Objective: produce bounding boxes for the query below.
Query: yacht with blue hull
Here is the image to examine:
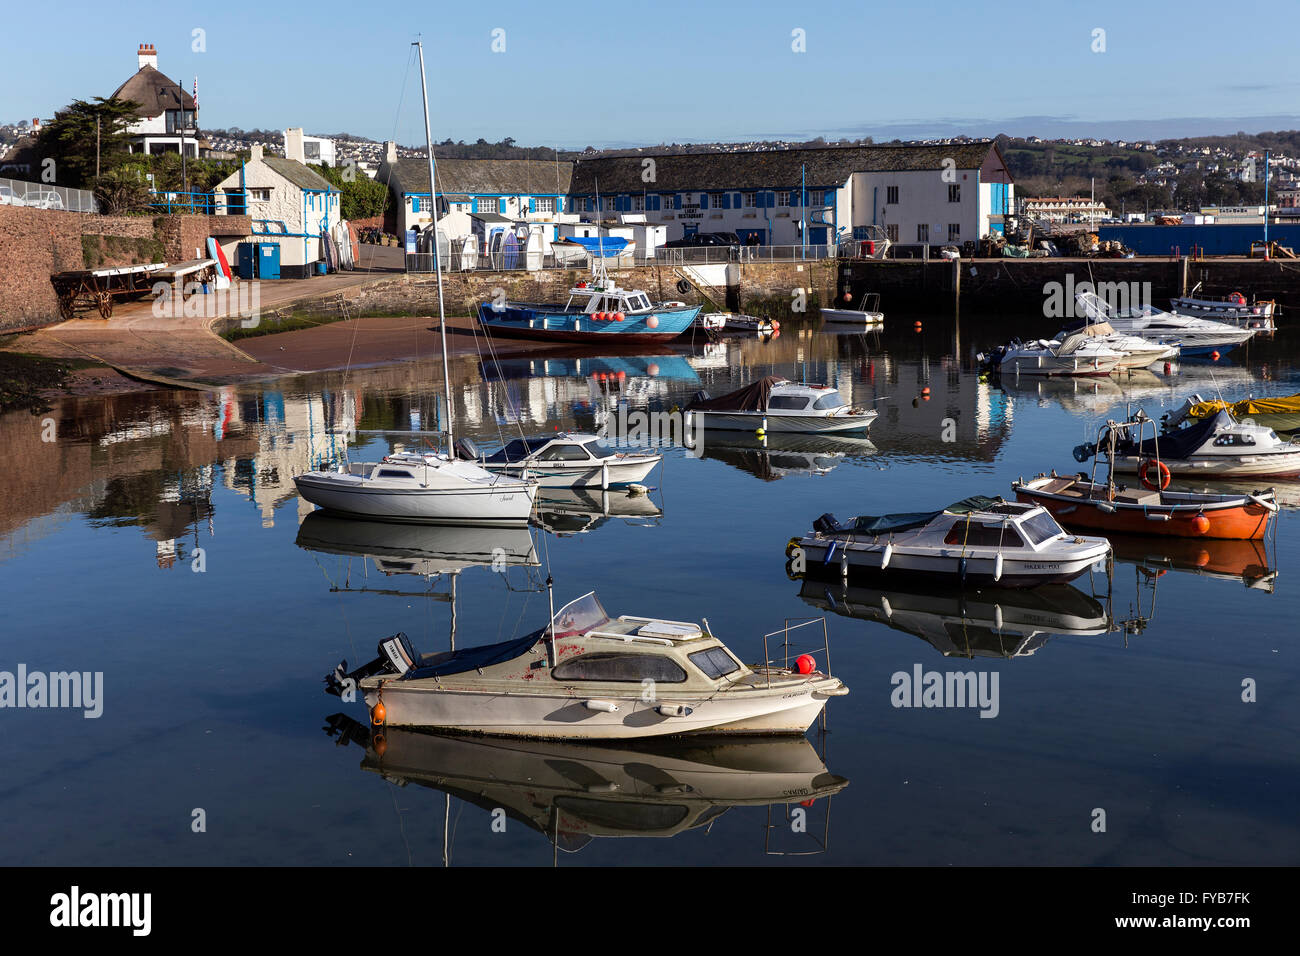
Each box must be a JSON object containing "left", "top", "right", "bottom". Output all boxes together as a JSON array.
[{"left": 478, "top": 272, "right": 701, "bottom": 345}]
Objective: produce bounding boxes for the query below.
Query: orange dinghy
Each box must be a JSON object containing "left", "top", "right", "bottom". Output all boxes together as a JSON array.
[{"left": 1012, "top": 414, "right": 1279, "bottom": 540}]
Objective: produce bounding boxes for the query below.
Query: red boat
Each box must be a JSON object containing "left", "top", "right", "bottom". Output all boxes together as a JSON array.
[{"left": 1012, "top": 416, "right": 1279, "bottom": 540}]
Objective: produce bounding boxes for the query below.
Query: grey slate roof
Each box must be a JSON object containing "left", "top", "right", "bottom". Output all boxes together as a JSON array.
[
  {"left": 263, "top": 156, "right": 336, "bottom": 192},
  {"left": 568, "top": 142, "right": 1001, "bottom": 193},
  {"left": 384, "top": 157, "right": 574, "bottom": 197}
]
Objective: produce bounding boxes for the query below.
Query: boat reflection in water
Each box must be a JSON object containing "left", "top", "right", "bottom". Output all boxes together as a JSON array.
[
  {"left": 295, "top": 511, "right": 541, "bottom": 580},
  {"left": 1107, "top": 534, "right": 1278, "bottom": 592},
  {"left": 532, "top": 487, "right": 663, "bottom": 535},
  {"left": 797, "top": 578, "right": 1110, "bottom": 659},
  {"left": 323, "top": 715, "right": 847, "bottom": 859},
  {"left": 697, "top": 431, "right": 878, "bottom": 482}
]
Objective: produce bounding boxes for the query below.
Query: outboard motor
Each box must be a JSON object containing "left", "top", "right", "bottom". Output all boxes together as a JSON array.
[
  {"left": 454, "top": 436, "right": 481, "bottom": 462},
  {"left": 1072, "top": 443, "right": 1095, "bottom": 463},
  {"left": 813, "top": 513, "right": 841, "bottom": 534}
]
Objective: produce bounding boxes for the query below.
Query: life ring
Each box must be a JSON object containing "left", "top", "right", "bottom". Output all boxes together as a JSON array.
[
  {"left": 1229, "top": 291, "right": 1246, "bottom": 305},
  {"left": 1139, "top": 459, "right": 1171, "bottom": 491}
]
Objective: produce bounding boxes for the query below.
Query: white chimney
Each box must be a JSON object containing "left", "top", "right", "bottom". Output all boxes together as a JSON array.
[
  {"left": 138, "top": 43, "right": 158, "bottom": 70},
  {"left": 384, "top": 140, "right": 398, "bottom": 165},
  {"left": 250, "top": 144, "right": 263, "bottom": 163},
  {"left": 284, "top": 128, "right": 305, "bottom": 164}
]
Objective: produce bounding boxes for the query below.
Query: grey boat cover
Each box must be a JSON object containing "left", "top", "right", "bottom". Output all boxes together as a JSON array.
[
  {"left": 834, "top": 495, "right": 1001, "bottom": 535},
  {"left": 401, "top": 629, "right": 543, "bottom": 680},
  {"left": 689, "top": 375, "right": 784, "bottom": 412},
  {"left": 1113, "top": 412, "right": 1226, "bottom": 460}
]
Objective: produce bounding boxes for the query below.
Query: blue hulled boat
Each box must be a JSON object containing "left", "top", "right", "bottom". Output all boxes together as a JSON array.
[{"left": 477, "top": 263, "right": 701, "bottom": 344}]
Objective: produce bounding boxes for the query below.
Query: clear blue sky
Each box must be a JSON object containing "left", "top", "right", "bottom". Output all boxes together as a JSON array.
[{"left": 3, "top": 0, "right": 1297, "bottom": 147}]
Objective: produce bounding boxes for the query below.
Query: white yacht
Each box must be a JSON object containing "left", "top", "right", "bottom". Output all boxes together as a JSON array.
[
  {"left": 1051, "top": 320, "right": 1178, "bottom": 369},
  {"left": 979, "top": 332, "right": 1126, "bottom": 377},
  {"left": 1076, "top": 291, "right": 1254, "bottom": 355}
]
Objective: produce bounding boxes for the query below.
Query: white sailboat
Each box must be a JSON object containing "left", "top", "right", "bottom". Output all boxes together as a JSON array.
[{"left": 293, "top": 42, "right": 538, "bottom": 526}]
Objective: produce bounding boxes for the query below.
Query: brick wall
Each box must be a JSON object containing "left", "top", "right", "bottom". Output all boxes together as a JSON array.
[{"left": 0, "top": 206, "right": 85, "bottom": 331}]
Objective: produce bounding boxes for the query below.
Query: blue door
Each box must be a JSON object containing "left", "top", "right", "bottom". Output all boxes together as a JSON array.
[
  {"left": 259, "top": 243, "right": 281, "bottom": 280},
  {"left": 809, "top": 227, "right": 828, "bottom": 244}
]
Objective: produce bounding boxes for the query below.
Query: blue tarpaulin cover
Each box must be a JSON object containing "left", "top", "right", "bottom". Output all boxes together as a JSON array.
[
  {"left": 402, "top": 629, "right": 543, "bottom": 680},
  {"left": 559, "top": 236, "right": 629, "bottom": 257}
]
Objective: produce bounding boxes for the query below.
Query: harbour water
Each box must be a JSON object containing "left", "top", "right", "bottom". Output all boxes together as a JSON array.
[{"left": 1, "top": 313, "right": 1297, "bottom": 865}]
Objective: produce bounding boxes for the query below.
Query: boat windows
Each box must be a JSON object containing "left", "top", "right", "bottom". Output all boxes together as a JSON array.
[
  {"left": 942, "top": 520, "right": 1025, "bottom": 547},
  {"left": 376, "top": 468, "right": 414, "bottom": 479},
  {"left": 769, "top": 395, "right": 812, "bottom": 410},
  {"left": 1018, "top": 510, "right": 1066, "bottom": 545},
  {"left": 552, "top": 652, "right": 688, "bottom": 683},
  {"left": 1212, "top": 433, "right": 1256, "bottom": 447},
  {"left": 689, "top": 646, "right": 741, "bottom": 679},
  {"left": 812, "top": 391, "right": 844, "bottom": 410},
  {"left": 581, "top": 440, "right": 617, "bottom": 459},
  {"left": 537, "top": 443, "right": 592, "bottom": 461},
  {"left": 551, "top": 592, "right": 612, "bottom": 637}
]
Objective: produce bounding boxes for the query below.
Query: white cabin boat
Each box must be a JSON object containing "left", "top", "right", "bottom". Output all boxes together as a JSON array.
[
  {"left": 460, "top": 433, "right": 661, "bottom": 489},
  {"left": 790, "top": 496, "right": 1111, "bottom": 588},
  {"left": 687, "top": 376, "right": 877, "bottom": 434},
  {"left": 820, "top": 292, "right": 884, "bottom": 326},
  {"left": 334, "top": 592, "right": 849, "bottom": 740}
]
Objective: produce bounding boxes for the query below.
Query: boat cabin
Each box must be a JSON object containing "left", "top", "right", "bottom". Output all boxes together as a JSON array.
[
  {"left": 486, "top": 433, "right": 620, "bottom": 464},
  {"left": 566, "top": 280, "right": 655, "bottom": 315},
  {"left": 765, "top": 382, "right": 851, "bottom": 414},
  {"left": 936, "top": 502, "right": 1070, "bottom": 549}
]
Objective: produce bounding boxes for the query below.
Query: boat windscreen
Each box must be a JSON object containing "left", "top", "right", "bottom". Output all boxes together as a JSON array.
[
  {"left": 839, "top": 496, "right": 1001, "bottom": 536},
  {"left": 551, "top": 592, "right": 612, "bottom": 638},
  {"left": 484, "top": 437, "right": 545, "bottom": 464}
]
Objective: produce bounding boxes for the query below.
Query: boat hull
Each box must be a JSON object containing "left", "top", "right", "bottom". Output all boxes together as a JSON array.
[
  {"left": 688, "top": 410, "right": 877, "bottom": 434},
  {"left": 362, "top": 679, "right": 843, "bottom": 739},
  {"left": 293, "top": 474, "right": 536, "bottom": 526},
  {"left": 477, "top": 302, "right": 701, "bottom": 343},
  {"left": 484, "top": 456, "right": 659, "bottom": 488},
  {"left": 820, "top": 308, "right": 883, "bottom": 325},
  {"left": 1110, "top": 452, "right": 1300, "bottom": 479},
  {"left": 1013, "top": 479, "right": 1274, "bottom": 540},
  {"left": 795, "top": 536, "right": 1107, "bottom": 588},
  {"left": 997, "top": 355, "right": 1123, "bottom": 377}
]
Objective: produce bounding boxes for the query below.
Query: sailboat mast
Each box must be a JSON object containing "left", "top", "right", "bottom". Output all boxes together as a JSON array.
[{"left": 415, "top": 39, "right": 455, "bottom": 451}]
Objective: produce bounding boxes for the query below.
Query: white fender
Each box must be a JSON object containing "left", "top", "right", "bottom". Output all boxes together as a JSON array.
[
  {"left": 993, "top": 552, "right": 1004, "bottom": 582},
  {"left": 881, "top": 542, "right": 893, "bottom": 569}
]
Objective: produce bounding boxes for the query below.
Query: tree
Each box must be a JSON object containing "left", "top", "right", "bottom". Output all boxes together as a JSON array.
[
  {"left": 37, "top": 97, "right": 140, "bottom": 187},
  {"left": 93, "top": 167, "right": 153, "bottom": 214},
  {"left": 311, "top": 163, "right": 388, "bottom": 221}
]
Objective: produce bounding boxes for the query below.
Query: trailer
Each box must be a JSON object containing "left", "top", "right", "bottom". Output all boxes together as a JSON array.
[{"left": 49, "top": 263, "right": 171, "bottom": 320}]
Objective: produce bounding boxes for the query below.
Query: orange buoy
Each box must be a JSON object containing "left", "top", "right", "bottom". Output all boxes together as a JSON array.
[
  {"left": 1194, "top": 549, "right": 1211, "bottom": 567},
  {"left": 771, "top": 320, "right": 781, "bottom": 330},
  {"left": 843, "top": 291, "right": 853, "bottom": 302},
  {"left": 795, "top": 654, "right": 815, "bottom": 674},
  {"left": 370, "top": 700, "right": 386, "bottom": 726},
  {"left": 921, "top": 386, "right": 931, "bottom": 396},
  {"left": 1163, "top": 362, "right": 1172, "bottom": 375},
  {"left": 614, "top": 311, "right": 625, "bottom": 322},
  {"left": 1192, "top": 514, "right": 1211, "bottom": 534},
  {"left": 1139, "top": 459, "right": 1172, "bottom": 491},
  {"left": 1210, "top": 350, "right": 1221, "bottom": 361},
  {"left": 646, "top": 316, "right": 659, "bottom": 329},
  {"left": 647, "top": 363, "right": 660, "bottom": 376},
  {"left": 373, "top": 733, "right": 387, "bottom": 757},
  {"left": 616, "top": 370, "right": 626, "bottom": 379},
  {"left": 913, "top": 321, "right": 923, "bottom": 332}
]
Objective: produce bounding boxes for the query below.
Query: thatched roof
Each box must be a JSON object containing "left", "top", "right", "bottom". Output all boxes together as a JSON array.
[{"left": 111, "top": 65, "right": 196, "bottom": 119}]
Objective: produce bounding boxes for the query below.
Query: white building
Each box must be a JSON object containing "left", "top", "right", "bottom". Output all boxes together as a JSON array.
[
  {"left": 566, "top": 142, "right": 1014, "bottom": 251},
  {"left": 110, "top": 44, "right": 202, "bottom": 158},
  {"left": 213, "top": 143, "right": 340, "bottom": 279},
  {"left": 286, "top": 128, "right": 336, "bottom": 167}
]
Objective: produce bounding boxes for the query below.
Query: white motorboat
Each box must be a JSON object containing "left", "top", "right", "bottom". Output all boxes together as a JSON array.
[
  {"left": 788, "top": 496, "right": 1111, "bottom": 588},
  {"left": 686, "top": 376, "right": 877, "bottom": 434},
  {"left": 1051, "top": 319, "right": 1178, "bottom": 369},
  {"left": 1077, "top": 291, "right": 1254, "bottom": 355},
  {"left": 1097, "top": 408, "right": 1300, "bottom": 479},
  {"left": 330, "top": 591, "right": 848, "bottom": 740},
  {"left": 693, "top": 312, "right": 779, "bottom": 335},
  {"left": 293, "top": 44, "right": 538, "bottom": 527},
  {"left": 456, "top": 432, "right": 660, "bottom": 489},
  {"left": 820, "top": 292, "right": 884, "bottom": 326},
  {"left": 1170, "top": 286, "right": 1276, "bottom": 331},
  {"left": 1163, "top": 393, "right": 1300, "bottom": 434},
  {"left": 978, "top": 331, "right": 1126, "bottom": 377}
]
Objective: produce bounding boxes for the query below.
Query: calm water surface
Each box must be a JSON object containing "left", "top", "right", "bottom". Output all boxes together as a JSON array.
[{"left": 1, "top": 313, "right": 1297, "bottom": 865}]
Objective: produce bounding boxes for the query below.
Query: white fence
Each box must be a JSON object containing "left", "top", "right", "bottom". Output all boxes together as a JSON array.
[{"left": 0, "top": 176, "right": 99, "bottom": 213}]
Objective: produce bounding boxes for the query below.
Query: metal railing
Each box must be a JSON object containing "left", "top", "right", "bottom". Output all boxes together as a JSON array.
[
  {"left": 655, "top": 243, "right": 836, "bottom": 265},
  {"left": 0, "top": 176, "right": 98, "bottom": 213},
  {"left": 405, "top": 250, "right": 658, "bottom": 274},
  {"left": 149, "top": 191, "right": 227, "bottom": 215}
]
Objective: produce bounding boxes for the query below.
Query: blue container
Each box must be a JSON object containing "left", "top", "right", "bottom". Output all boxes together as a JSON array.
[{"left": 316, "top": 261, "right": 327, "bottom": 275}]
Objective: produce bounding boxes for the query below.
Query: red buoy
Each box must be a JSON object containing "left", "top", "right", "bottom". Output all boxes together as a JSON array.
[
  {"left": 1210, "top": 351, "right": 1221, "bottom": 361},
  {"left": 1163, "top": 362, "right": 1172, "bottom": 375},
  {"left": 795, "top": 654, "right": 815, "bottom": 674},
  {"left": 1192, "top": 514, "right": 1211, "bottom": 534}
]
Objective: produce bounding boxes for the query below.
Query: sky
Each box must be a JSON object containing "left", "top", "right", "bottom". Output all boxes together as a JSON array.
[{"left": 4, "top": 0, "right": 1299, "bottom": 148}]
